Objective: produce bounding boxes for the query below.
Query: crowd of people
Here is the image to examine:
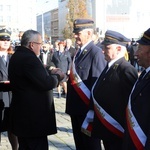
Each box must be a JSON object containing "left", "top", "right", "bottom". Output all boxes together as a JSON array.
[{"left": 0, "top": 18, "right": 150, "bottom": 150}]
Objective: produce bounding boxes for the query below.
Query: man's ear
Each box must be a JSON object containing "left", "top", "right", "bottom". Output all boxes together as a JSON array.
[
  {"left": 29, "top": 42, "right": 33, "bottom": 49},
  {"left": 117, "top": 45, "right": 121, "bottom": 51}
]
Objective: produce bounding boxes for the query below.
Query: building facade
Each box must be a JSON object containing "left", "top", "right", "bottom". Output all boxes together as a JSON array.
[
  {"left": 36, "top": 0, "right": 150, "bottom": 43},
  {"left": 36, "top": 0, "right": 59, "bottom": 43},
  {"left": 92, "top": 0, "right": 150, "bottom": 38},
  {"left": 0, "top": 0, "right": 36, "bottom": 41},
  {"left": 51, "top": 8, "right": 59, "bottom": 44}
]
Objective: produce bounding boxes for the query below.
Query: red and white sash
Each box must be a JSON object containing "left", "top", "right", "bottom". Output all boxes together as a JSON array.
[
  {"left": 126, "top": 86, "right": 147, "bottom": 150},
  {"left": 69, "top": 56, "right": 91, "bottom": 106},
  {"left": 81, "top": 110, "right": 94, "bottom": 137},
  {"left": 81, "top": 111, "right": 93, "bottom": 136},
  {"left": 92, "top": 80, "right": 124, "bottom": 138}
]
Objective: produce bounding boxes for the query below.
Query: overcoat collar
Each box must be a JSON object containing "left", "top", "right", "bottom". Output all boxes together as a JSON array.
[{"left": 131, "top": 71, "right": 150, "bottom": 99}]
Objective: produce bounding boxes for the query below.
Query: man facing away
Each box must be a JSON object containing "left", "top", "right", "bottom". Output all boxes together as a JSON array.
[{"left": 66, "top": 18, "right": 106, "bottom": 150}]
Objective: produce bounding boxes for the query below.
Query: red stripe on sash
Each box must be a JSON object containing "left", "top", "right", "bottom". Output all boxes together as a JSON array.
[
  {"left": 126, "top": 108, "right": 144, "bottom": 150},
  {"left": 94, "top": 105, "right": 124, "bottom": 138},
  {"left": 69, "top": 68, "right": 90, "bottom": 106},
  {"left": 87, "top": 122, "right": 93, "bottom": 132}
]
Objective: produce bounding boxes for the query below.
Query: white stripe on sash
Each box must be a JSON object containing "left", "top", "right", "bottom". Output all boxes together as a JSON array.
[
  {"left": 126, "top": 84, "right": 147, "bottom": 149},
  {"left": 92, "top": 79, "right": 124, "bottom": 137},
  {"left": 69, "top": 56, "right": 90, "bottom": 105}
]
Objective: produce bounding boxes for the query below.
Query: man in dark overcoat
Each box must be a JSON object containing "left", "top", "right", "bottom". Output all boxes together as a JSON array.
[
  {"left": 8, "top": 29, "right": 64, "bottom": 150},
  {"left": 91, "top": 30, "right": 138, "bottom": 150},
  {"left": 66, "top": 18, "right": 106, "bottom": 150}
]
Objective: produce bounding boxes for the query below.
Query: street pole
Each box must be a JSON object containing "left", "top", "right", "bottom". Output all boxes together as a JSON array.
[{"left": 42, "top": 12, "right": 45, "bottom": 42}]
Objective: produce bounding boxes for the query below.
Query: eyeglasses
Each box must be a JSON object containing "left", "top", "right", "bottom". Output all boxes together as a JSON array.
[
  {"left": 0, "top": 38, "right": 10, "bottom": 41},
  {"left": 31, "top": 41, "right": 42, "bottom": 45}
]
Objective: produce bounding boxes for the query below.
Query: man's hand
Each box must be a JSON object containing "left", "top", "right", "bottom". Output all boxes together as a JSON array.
[{"left": 51, "top": 68, "right": 65, "bottom": 81}]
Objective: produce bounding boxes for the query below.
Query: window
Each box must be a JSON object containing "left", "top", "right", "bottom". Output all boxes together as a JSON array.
[
  {"left": 6, "top": 16, "right": 11, "bottom": 22},
  {"left": 0, "top": 5, "right": 3, "bottom": 11},
  {"left": 6, "top": 5, "right": 11, "bottom": 11},
  {"left": 0, "top": 16, "right": 3, "bottom": 22}
]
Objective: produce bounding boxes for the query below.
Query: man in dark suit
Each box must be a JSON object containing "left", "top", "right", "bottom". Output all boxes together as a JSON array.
[
  {"left": 66, "top": 18, "right": 106, "bottom": 150},
  {"left": 122, "top": 28, "right": 150, "bottom": 150},
  {"left": 91, "top": 30, "right": 138, "bottom": 150},
  {"left": 8, "top": 29, "right": 64, "bottom": 150}
]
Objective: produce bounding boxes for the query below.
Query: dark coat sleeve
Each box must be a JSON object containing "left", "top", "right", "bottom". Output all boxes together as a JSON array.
[{"left": 0, "top": 82, "right": 11, "bottom": 92}]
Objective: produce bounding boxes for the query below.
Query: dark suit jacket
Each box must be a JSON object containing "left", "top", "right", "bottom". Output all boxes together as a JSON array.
[
  {"left": 122, "top": 70, "right": 150, "bottom": 150},
  {"left": 91, "top": 57, "right": 138, "bottom": 141},
  {"left": 67, "top": 46, "right": 76, "bottom": 60},
  {"left": 66, "top": 41, "right": 107, "bottom": 115},
  {"left": 0, "top": 53, "right": 12, "bottom": 107},
  {"left": 8, "top": 46, "right": 58, "bottom": 137},
  {"left": 0, "top": 53, "right": 12, "bottom": 81},
  {"left": 52, "top": 50, "right": 72, "bottom": 74},
  {"left": 0, "top": 53, "right": 12, "bottom": 131}
]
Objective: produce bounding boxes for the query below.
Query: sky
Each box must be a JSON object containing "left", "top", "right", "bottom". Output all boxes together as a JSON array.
[{"left": 36, "top": 0, "right": 58, "bottom": 14}]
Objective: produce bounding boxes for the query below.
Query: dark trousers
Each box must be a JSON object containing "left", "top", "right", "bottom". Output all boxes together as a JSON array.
[
  {"left": 102, "top": 137, "right": 123, "bottom": 150},
  {"left": 70, "top": 115, "right": 101, "bottom": 150},
  {"left": 18, "top": 136, "right": 48, "bottom": 150},
  {"left": 0, "top": 110, "right": 2, "bottom": 131},
  {"left": 0, "top": 99, "right": 4, "bottom": 131}
]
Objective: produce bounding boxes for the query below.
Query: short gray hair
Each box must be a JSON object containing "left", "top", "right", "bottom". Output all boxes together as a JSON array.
[{"left": 21, "top": 30, "right": 41, "bottom": 47}]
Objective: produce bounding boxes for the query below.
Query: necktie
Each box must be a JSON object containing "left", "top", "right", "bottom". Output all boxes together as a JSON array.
[
  {"left": 102, "top": 63, "right": 109, "bottom": 74},
  {"left": 99, "top": 63, "right": 108, "bottom": 80},
  {"left": 75, "top": 48, "right": 81, "bottom": 60},
  {"left": 138, "top": 70, "right": 146, "bottom": 83},
  {"left": 2, "top": 55, "right": 6, "bottom": 66}
]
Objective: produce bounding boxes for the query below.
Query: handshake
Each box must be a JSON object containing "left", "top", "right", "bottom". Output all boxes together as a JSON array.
[{"left": 49, "top": 66, "right": 65, "bottom": 81}]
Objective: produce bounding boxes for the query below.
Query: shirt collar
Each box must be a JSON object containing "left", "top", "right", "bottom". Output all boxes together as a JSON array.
[
  {"left": 0, "top": 52, "right": 7, "bottom": 57},
  {"left": 80, "top": 40, "right": 92, "bottom": 52},
  {"left": 108, "top": 56, "right": 124, "bottom": 68}
]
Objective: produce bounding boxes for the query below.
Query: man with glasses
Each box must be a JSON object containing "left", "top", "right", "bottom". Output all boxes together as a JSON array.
[
  {"left": 8, "top": 29, "right": 65, "bottom": 150},
  {"left": 0, "top": 28, "right": 18, "bottom": 150}
]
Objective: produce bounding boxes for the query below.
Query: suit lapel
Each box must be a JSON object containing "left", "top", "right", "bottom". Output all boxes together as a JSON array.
[
  {"left": 75, "top": 42, "right": 93, "bottom": 65},
  {"left": 95, "top": 61, "right": 120, "bottom": 88},
  {"left": 131, "top": 71, "right": 150, "bottom": 99}
]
